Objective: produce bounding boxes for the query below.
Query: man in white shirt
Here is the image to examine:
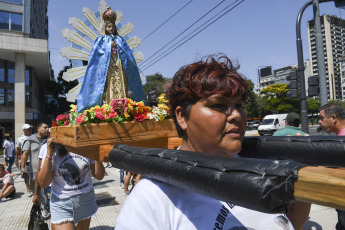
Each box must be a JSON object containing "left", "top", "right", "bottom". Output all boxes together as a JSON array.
[{"left": 15, "top": 124, "right": 32, "bottom": 197}]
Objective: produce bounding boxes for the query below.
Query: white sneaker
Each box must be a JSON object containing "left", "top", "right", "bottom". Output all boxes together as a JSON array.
[
  {"left": 26, "top": 191, "right": 33, "bottom": 197},
  {"left": 120, "top": 183, "right": 124, "bottom": 189},
  {"left": 0, "top": 198, "right": 9, "bottom": 202},
  {"left": 123, "top": 191, "right": 130, "bottom": 196}
]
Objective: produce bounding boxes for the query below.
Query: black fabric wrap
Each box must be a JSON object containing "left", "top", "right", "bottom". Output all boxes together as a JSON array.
[
  {"left": 239, "top": 136, "right": 345, "bottom": 167},
  {"left": 109, "top": 144, "right": 305, "bottom": 214}
]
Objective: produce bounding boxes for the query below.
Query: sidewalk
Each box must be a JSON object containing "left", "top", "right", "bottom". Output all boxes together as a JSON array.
[{"left": 0, "top": 156, "right": 339, "bottom": 229}]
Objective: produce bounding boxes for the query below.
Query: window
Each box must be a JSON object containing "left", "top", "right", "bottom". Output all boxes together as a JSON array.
[
  {"left": 8, "top": 62, "right": 14, "bottom": 83},
  {"left": 2, "top": 0, "right": 23, "bottom": 4},
  {"left": 0, "top": 11, "right": 9, "bottom": 30},
  {"left": 0, "top": 88, "right": 4, "bottom": 105},
  {"left": 0, "top": 60, "right": 4, "bottom": 82},
  {"left": 25, "top": 67, "right": 31, "bottom": 86},
  {"left": 11, "top": 13, "right": 22, "bottom": 31},
  {"left": 25, "top": 92, "right": 30, "bottom": 106},
  {"left": 0, "top": 11, "right": 23, "bottom": 31},
  {"left": 8, "top": 89, "right": 14, "bottom": 105}
]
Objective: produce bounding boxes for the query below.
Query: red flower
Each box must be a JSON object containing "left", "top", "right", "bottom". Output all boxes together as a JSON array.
[
  {"left": 110, "top": 98, "right": 128, "bottom": 113},
  {"left": 105, "top": 111, "right": 118, "bottom": 120},
  {"left": 52, "top": 121, "right": 57, "bottom": 127},
  {"left": 76, "top": 115, "right": 86, "bottom": 124},
  {"left": 56, "top": 114, "right": 65, "bottom": 122},
  {"left": 95, "top": 111, "right": 104, "bottom": 120},
  {"left": 134, "top": 113, "right": 145, "bottom": 122}
]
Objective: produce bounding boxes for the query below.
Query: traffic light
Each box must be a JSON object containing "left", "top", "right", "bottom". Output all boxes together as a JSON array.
[
  {"left": 286, "top": 70, "right": 299, "bottom": 98},
  {"left": 335, "top": 0, "right": 345, "bottom": 9},
  {"left": 308, "top": 76, "right": 319, "bottom": 97}
]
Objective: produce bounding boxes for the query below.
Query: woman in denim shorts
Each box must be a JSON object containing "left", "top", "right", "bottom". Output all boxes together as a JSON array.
[{"left": 37, "top": 139, "right": 105, "bottom": 229}]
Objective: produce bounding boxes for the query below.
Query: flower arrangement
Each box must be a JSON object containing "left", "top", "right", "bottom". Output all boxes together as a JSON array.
[{"left": 53, "top": 94, "right": 170, "bottom": 126}]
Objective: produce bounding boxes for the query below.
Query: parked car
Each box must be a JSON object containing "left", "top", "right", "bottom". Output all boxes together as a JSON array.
[{"left": 252, "top": 121, "right": 260, "bottom": 129}]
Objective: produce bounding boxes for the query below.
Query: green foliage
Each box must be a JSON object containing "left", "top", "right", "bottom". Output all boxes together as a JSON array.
[
  {"left": 46, "top": 65, "right": 78, "bottom": 116},
  {"left": 307, "top": 98, "right": 321, "bottom": 113},
  {"left": 244, "top": 80, "right": 261, "bottom": 118},
  {"left": 260, "top": 83, "right": 289, "bottom": 98},
  {"left": 143, "top": 73, "right": 168, "bottom": 105},
  {"left": 260, "top": 83, "right": 300, "bottom": 115},
  {"left": 328, "top": 100, "right": 345, "bottom": 107}
]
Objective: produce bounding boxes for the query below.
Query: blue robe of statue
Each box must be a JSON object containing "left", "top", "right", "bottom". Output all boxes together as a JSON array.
[{"left": 77, "top": 35, "right": 145, "bottom": 113}]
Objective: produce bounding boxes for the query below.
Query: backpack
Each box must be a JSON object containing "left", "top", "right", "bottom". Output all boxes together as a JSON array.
[{"left": 28, "top": 203, "right": 49, "bottom": 230}]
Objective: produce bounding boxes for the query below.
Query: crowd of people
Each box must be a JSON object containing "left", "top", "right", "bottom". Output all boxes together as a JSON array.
[{"left": 1, "top": 53, "right": 345, "bottom": 229}]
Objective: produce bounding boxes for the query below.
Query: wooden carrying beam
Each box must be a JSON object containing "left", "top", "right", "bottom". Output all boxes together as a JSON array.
[{"left": 295, "top": 166, "right": 345, "bottom": 209}]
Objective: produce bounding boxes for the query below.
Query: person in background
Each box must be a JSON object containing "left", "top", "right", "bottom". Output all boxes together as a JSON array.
[
  {"left": 273, "top": 112, "right": 308, "bottom": 137},
  {"left": 37, "top": 139, "right": 105, "bottom": 229},
  {"left": 0, "top": 164, "right": 15, "bottom": 202},
  {"left": 3, "top": 133, "right": 14, "bottom": 173},
  {"left": 272, "top": 112, "right": 310, "bottom": 230},
  {"left": 116, "top": 54, "right": 296, "bottom": 229},
  {"left": 318, "top": 103, "right": 345, "bottom": 230},
  {"left": 15, "top": 124, "right": 32, "bottom": 197},
  {"left": 21, "top": 122, "right": 50, "bottom": 218}
]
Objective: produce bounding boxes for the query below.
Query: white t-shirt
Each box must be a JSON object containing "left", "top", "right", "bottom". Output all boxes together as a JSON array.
[
  {"left": 39, "top": 143, "right": 95, "bottom": 199},
  {"left": 116, "top": 178, "right": 294, "bottom": 230},
  {"left": 16, "top": 134, "right": 30, "bottom": 161},
  {"left": 3, "top": 140, "right": 14, "bottom": 158}
]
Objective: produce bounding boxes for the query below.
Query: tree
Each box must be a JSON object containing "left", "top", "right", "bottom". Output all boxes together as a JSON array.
[
  {"left": 244, "top": 80, "right": 260, "bottom": 119},
  {"left": 260, "top": 83, "right": 300, "bottom": 114},
  {"left": 46, "top": 65, "right": 78, "bottom": 116},
  {"left": 143, "top": 73, "right": 168, "bottom": 106}
]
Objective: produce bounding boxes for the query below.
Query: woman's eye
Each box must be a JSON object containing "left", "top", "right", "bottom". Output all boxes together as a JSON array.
[
  {"left": 235, "top": 104, "right": 244, "bottom": 110},
  {"left": 210, "top": 104, "right": 228, "bottom": 112}
]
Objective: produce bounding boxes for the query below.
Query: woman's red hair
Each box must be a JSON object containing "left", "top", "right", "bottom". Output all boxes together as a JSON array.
[{"left": 167, "top": 54, "right": 248, "bottom": 137}]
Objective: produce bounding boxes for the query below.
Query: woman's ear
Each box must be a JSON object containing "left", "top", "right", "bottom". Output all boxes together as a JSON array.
[{"left": 175, "top": 106, "right": 187, "bottom": 131}]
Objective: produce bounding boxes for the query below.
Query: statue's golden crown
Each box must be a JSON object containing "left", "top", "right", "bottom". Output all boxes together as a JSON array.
[{"left": 103, "top": 7, "right": 116, "bottom": 24}]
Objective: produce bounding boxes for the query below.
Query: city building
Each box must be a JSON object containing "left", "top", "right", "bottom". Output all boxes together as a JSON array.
[
  {"left": 255, "top": 60, "right": 312, "bottom": 95},
  {"left": 307, "top": 15, "right": 345, "bottom": 100},
  {"left": 0, "top": 0, "right": 51, "bottom": 140}
]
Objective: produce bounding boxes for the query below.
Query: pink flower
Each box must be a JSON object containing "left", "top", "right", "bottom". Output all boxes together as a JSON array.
[
  {"left": 95, "top": 111, "right": 104, "bottom": 120},
  {"left": 56, "top": 114, "right": 65, "bottom": 122},
  {"left": 76, "top": 115, "right": 86, "bottom": 124},
  {"left": 110, "top": 99, "right": 128, "bottom": 113},
  {"left": 134, "top": 113, "right": 145, "bottom": 122},
  {"left": 64, "top": 120, "right": 69, "bottom": 125},
  {"left": 105, "top": 111, "right": 118, "bottom": 120}
]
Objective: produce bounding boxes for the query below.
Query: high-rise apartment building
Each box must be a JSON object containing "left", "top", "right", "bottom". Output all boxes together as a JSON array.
[
  {"left": 0, "top": 0, "right": 51, "bottom": 140},
  {"left": 307, "top": 15, "right": 345, "bottom": 100}
]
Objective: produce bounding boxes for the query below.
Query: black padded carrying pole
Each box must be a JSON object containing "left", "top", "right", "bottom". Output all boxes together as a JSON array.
[
  {"left": 109, "top": 144, "right": 305, "bottom": 214},
  {"left": 239, "top": 136, "right": 345, "bottom": 167}
]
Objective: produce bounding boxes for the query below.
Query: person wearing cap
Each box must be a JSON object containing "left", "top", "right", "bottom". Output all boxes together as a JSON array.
[
  {"left": 273, "top": 112, "right": 308, "bottom": 136},
  {"left": 15, "top": 124, "right": 32, "bottom": 196},
  {"left": 273, "top": 112, "right": 310, "bottom": 230}
]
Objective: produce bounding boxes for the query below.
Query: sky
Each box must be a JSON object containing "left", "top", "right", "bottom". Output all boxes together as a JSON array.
[{"left": 48, "top": 0, "right": 344, "bottom": 84}]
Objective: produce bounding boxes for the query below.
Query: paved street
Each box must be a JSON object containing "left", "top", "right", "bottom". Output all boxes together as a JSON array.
[{"left": 0, "top": 128, "right": 339, "bottom": 229}]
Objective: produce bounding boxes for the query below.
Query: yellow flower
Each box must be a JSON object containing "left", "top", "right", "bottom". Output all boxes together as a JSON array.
[{"left": 124, "top": 112, "right": 130, "bottom": 119}]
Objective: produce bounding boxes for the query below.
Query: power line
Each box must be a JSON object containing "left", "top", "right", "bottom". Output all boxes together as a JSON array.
[
  {"left": 142, "top": 0, "right": 194, "bottom": 41},
  {"left": 139, "top": 0, "right": 226, "bottom": 67},
  {"left": 141, "top": 0, "right": 245, "bottom": 71}
]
